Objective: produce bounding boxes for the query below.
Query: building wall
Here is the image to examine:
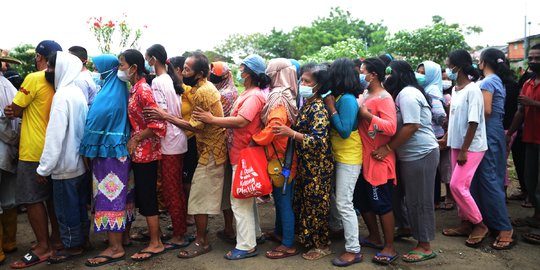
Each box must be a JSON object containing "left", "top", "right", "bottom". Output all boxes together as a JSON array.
[{"left": 508, "top": 42, "right": 524, "bottom": 60}]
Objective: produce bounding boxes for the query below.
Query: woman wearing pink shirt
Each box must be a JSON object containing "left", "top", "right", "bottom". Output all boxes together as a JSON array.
[{"left": 355, "top": 58, "right": 398, "bottom": 265}]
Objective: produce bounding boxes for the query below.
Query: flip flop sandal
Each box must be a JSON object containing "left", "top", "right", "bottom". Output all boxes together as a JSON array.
[
  {"left": 262, "top": 231, "right": 282, "bottom": 243},
  {"left": 442, "top": 227, "right": 471, "bottom": 237},
  {"left": 522, "top": 232, "right": 540, "bottom": 245},
  {"left": 9, "top": 251, "right": 50, "bottom": 269},
  {"left": 85, "top": 255, "right": 125, "bottom": 267},
  {"left": 47, "top": 249, "right": 84, "bottom": 264},
  {"left": 512, "top": 217, "right": 540, "bottom": 228},
  {"left": 360, "top": 238, "right": 384, "bottom": 249},
  {"left": 265, "top": 247, "right": 300, "bottom": 259},
  {"left": 131, "top": 249, "right": 166, "bottom": 262},
  {"left": 224, "top": 248, "right": 258, "bottom": 260},
  {"left": 465, "top": 230, "right": 489, "bottom": 248},
  {"left": 331, "top": 253, "right": 363, "bottom": 267},
  {"left": 491, "top": 234, "right": 517, "bottom": 250},
  {"left": 164, "top": 240, "right": 191, "bottom": 251},
  {"left": 402, "top": 251, "right": 437, "bottom": 263},
  {"left": 440, "top": 201, "right": 455, "bottom": 210},
  {"left": 372, "top": 252, "right": 399, "bottom": 265},
  {"left": 302, "top": 248, "right": 333, "bottom": 261},
  {"left": 178, "top": 242, "right": 212, "bottom": 259}
]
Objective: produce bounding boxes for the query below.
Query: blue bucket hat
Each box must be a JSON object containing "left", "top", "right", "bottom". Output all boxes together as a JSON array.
[{"left": 241, "top": 54, "right": 266, "bottom": 75}]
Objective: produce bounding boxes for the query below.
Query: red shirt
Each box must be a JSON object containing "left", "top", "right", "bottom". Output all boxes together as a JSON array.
[
  {"left": 128, "top": 78, "right": 166, "bottom": 163},
  {"left": 521, "top": 78, "right": 540, "bottom": 144}
]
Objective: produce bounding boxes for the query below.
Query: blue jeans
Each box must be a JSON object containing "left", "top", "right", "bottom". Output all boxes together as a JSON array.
[
  {"left": 52, "top": 173, "right": 89, "bottom": 248},
  {"left": 332, "top": 162, "right": 361, "bottom": 253},
  {"left": 272, "top": 181, "right": 295, "bottom": 247}
]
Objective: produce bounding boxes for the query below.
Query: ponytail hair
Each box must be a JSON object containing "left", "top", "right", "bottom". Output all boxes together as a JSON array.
[
  {"left": 147, "top": 44, "right": 184, "bottom": 95},
  {"left": 448, "top": 49, "right": 481, "bottom": 81}
]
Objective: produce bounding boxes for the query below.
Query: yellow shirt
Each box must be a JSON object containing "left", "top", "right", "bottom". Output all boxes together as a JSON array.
[
  {"left": 330, "top": 129, "right": 363, "bottom": 165},
  {"left": 12, "top": 71, "right": 54, "bottom": 162},
  {"left": 189, "top": 79, "right": 227, "bottom": 166},
  {"left": 181, "top": 84, "right": 195, "bottom": 138}
]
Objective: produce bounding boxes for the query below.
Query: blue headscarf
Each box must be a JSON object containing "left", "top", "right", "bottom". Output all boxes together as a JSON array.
[
  {"left": 420, "top": 60, "right": 443, "bottom": 99},
  {"left": 79, "top": 54, "right": 130, "bottom": 158},
  {"left": 289, "top": 59, "right": 301, "bottom": 79}
]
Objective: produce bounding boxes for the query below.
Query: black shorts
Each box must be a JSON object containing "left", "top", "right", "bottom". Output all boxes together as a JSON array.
[
  {"left": 183, "top": 137, "right": 198, "bottom": 184},
  {"left": 355, "top": 174, "right": 393, "bottom": 216},
  {"left": 132, "top": 161, "right": 159, "bottom": 217}
]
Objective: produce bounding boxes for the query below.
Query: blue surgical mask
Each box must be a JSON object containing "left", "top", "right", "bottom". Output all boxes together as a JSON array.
[
  {"left": 145, "top": 60, "right": 155, "bottom": 74},
  {"left": 299, "top": 85, "right": 316, "bottom": 99},
  {"left": 236, "top": 71, "right": 245, "bottom": 84},
  {"left": 446, "top": 67, "right": 458, "bottom": 81},
  {"left": 359, "top": 74, "right": 370, "bottom": 89},
  {"left": 91, "top": 72, "right": 104, "bottom": 87}
]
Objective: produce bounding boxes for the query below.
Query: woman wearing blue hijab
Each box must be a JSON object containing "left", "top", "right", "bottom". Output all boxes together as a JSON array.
[{"left": 81, "top": 54, "right": 134, "bottom": 267}]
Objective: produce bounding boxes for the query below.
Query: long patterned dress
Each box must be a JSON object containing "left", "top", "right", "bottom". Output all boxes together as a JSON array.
[{"left": 294, "top": 98, "right": 334, "bottom": 249}]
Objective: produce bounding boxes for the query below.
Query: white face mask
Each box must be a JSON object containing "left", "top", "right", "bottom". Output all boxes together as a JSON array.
[
  {"left": 442, "top": 80, "right": 453, "bottom": 91},
  {"left": 117, "top": 69, "right": 131, "bottom": 82}
]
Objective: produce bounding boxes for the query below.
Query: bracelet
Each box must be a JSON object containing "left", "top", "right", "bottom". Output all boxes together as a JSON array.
[
  {"left": 385, "top": 144, "right": 392, "bottom": 152},
  {"left": 293, "top": 131, "right": 297, "bottom": 140}
]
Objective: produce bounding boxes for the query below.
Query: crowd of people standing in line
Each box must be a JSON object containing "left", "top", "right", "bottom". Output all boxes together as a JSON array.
[{"left": 0, "top": 39, "right": 539, "bottom": 269}]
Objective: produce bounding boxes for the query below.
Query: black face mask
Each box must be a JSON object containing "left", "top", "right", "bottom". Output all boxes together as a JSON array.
[
  {"left": 183, "top": 75, "right": 198, "bottom": 87},
  {"left": 209, "top": 73, "right": 224, "bottom": 84},
  {"left": 383, "top": 75, "right": 397, "bottom": 95},
  {"left": 529, "top": 63, "right": 540, "bottom": 74},
  {"left": 44, "top": 71, "right": 55, "bottom": 86}
]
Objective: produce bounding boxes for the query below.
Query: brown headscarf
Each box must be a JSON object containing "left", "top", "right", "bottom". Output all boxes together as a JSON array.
[{"left": 261, "top": 58, "right": 298, "bottom": 124}]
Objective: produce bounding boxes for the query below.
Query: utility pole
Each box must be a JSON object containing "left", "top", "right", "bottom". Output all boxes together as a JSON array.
[{"left": 524, "top": 15, "right": 528, "bottom": 63}]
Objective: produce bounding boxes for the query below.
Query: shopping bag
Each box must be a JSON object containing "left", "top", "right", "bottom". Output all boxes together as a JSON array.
[{"left": 233, "top": 146, "right": 272, "bottom": 199}]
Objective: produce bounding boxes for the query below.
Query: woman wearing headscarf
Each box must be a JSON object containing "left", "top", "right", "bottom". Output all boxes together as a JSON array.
[
  {"left": 417, "top": 61, "right": 453, "bottom": 210},
  {"left": 209, "top": 61, "right": 238, "bottom": 243},
  {"left": 0, "top": 70, "right": 20, "bottom": 265},
  {"left": 252, "top": 58, "right": 299, "bottom": 259},
  {"left": 81, "top": 54, "right": 135, "bottom": 267}
]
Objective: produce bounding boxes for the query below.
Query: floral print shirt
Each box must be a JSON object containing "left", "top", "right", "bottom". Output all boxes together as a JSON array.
[{"left": 128, "top": 78, "right": 166, "bottom": 163}]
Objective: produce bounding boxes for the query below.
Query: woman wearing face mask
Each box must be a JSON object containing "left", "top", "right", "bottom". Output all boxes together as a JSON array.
[
  {"left": 82, "top": 54, "right": 135, "bottom": 267},
  {"left": 470, "top": 48, "right": 515, "bottom": 249},
  {"left": 144, "top": 44, "right": 192, "bottom": 251},
  {"left": 209, "top": 61, "right": 238, "bottom": 244},
  {"left": 273, "top": 63, "right": 334, "bottom": 261},
  {"left": 373, "top": 60, "right": 439, "bottom": 263},
  {"left": 192, "top": 54, "right": 268, "bottom": 260},
  {"left": 441, "top": 49, "right": 489, "bottom": 249},
  {"left": 251, "top": 58, "right": 299, "bottom": 259},
  {"left": 355, "top": 58, "right": 398, "bottom": 265},
  {"left": 324, "top": 58, "right": 363, "bottom": 267},
  {"left": 118, "top": 49, "right": 167, "bottom": 262}
]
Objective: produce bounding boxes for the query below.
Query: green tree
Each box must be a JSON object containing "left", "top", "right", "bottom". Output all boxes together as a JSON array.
[
  {"left": 302, "top": 38, "right": 367, "bottom": 63},
  {"left": 386, "top": 16, "right": 482, "bottom": 65},
  {"left": 214, "top": 33, "right": 266, "bottom": 59},
  {"left": 259, "top": 28, "right": 293, "bottom": 58},
  {"left": 290, "top": 7, "right": 387, "bottom": 59},
  {"left": 9, "top": 44, "right": 36, "bottom": 78}
]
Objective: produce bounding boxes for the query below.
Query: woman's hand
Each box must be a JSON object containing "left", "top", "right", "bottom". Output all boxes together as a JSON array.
[
  {"left": 143, "top": 107, "right": 166, "bottom": 120},
  {"left": 371, "top": 145, "right": 390, "bottom": 161},
  {"left": 359, "top": 105, "right": 372, "bottom": 121},
  {"left": 457, "top": 149, "right": 468, "bottom": 166},
  {"left": 324, "top": 95, "right": 337, "bottom": 114},
  {"left": 192, "top": 107, "right": 214, "bottom": 123},
  {"left": 127, "top": 136, "right": 140, "bottom": 157},
  {"left": 272, "top": 122, "right": 295, "bottom": 137},
  {"left": 438, "top": 138, "right": 448, "bottom": 150}
]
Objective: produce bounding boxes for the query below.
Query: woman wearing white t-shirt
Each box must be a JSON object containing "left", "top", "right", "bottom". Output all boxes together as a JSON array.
[
  {"left": 441, "top": 49, "right": 489, "bottom": 248},
  {"left": 145, "top": 44, "right": 190, "bottom": 250}
]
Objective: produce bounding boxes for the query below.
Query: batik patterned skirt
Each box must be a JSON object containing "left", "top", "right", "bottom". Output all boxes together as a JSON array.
[{"left": 92, "top": 157, "right": 135, "bottom": 232}]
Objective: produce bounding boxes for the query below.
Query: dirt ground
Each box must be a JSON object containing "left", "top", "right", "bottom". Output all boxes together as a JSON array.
[{"left": 3, "top": 174, "right": 539, "bottom": 270}]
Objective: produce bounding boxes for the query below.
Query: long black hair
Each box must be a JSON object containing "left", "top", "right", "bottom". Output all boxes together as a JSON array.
[
  {"left": 448, "top": 49, "right": 481, "bottom": 82},
  {"left": 384, "top": 60, "right": 431, "bottom": 105},
  {"left": 147, "top": 44, "right": 183, "bottom": 95},
  {"left": 328, "top": 58, "right": 362, "bottom": 97}
]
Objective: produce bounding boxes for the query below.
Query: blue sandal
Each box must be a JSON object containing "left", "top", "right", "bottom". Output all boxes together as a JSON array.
[
  {"left": 360, "top": 238, "right": 384, "bottom": 249},
  {"left": 331, "top": 253, "right": 363, "bottom": 267},
  {"left": 224, "top": 248, "right": 259, "bottom": 260},
  {"left": 372, "top": 252, "right": 398, "bottom": 265}
]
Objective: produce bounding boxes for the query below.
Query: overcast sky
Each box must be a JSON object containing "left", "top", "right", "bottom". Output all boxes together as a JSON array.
[{"left": 3, "top": 0, "right": 539, "bottom": 57}]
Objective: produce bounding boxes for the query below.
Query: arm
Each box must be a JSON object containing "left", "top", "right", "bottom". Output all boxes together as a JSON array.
[
  {"left": 360, "top": 97, "right": 397, "bottom": 136},
  {"left": 274, "top": 103, "right": 329, "bottom": 148},
  {"left": 143, "top": 107, "right": 199, "bottom": 133},
  {"left": 329, "top": 95, "right": 358, "bottom": 139},
  {"left": 482, "top": 90, "right": 493, "bottom": 119},
  {"left": 4, "top": 103, "right": 24, "bottom": 118},
  {"left": 36, "top": 99, "right": 68, "bottom": 177},
  {"left": 506, "top": 107, "right": 524, "bottom": 139},
  {"left": 252, "top": 106, "right": 288, "bottom": 146},
  {"left": 127, "top": 128, "right": 156, "bottom": 156}
]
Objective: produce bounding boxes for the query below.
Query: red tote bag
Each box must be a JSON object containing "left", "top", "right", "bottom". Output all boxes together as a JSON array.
[{"left": 233, "top": 146, "right": 272, "bottom": 199}]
